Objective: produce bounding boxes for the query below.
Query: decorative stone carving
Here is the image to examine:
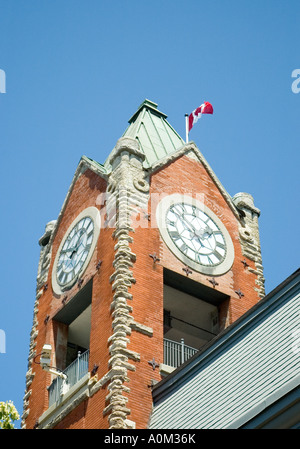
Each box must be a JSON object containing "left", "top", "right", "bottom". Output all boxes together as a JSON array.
[
  {"left": 21, "top": 221, "right": 56, "bottom": 428},
  {"left": 133, "top": 172, "right": 149, "bottom": 193},
  {"left": 36, "top": 220, "right": 57, "bottom": 291},
  {"left": 232, "top": 192, "right": 265, "bottom": 298},
  {"left": 104, "top": 137, "right": 153, "bottom": 429}
]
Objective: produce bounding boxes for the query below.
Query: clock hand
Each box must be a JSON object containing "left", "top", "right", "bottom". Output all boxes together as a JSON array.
[
  {"left": 65, "top": 232, "right": 87, "bottom": 259},
  {"left": 67, "top": 229, "right": 85, "bottom": 251},
  {"left": 195, "top": 228, "right": 215, "bottom": 252},
  {"left": 61, "top": 245, "right": 78, "bottom": 255},
  {"left": 170, "top": 207, "right": 215, "bottom": 251},
  {"left": 73, "top": 234, "right": 87, "bottom": 255},
  {"left": 170, "top": 209, "right": 206, "bottom": 250},
  {"left": 62, "top": 240, "right": 85, "bottom": 269},
  {"left": 69, "top": 249, "right": 77, "bottom": 260},
  {"left": 171, "top": 208, "right": 197, "bottom": 234},
  {"left": 193, "top": 226, "right": 213, "bottom": 239},
  {"left": 63, "top": 244, "right": 80, "bottom": 260}
]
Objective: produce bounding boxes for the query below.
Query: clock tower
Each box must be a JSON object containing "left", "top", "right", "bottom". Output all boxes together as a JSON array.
[{"left": 22, "top": 100, "right": 265, "bottom": 429}]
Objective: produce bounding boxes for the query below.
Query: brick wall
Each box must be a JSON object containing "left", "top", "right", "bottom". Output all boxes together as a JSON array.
[
  {"left": 25, "top": 169, "right": 110, "bottom": 429},
  {"left": 25, "top": 151, "right": 262, "bottom": 429},
  {"left": 121, "top": 153, "right": 261, "bottom": 428}
]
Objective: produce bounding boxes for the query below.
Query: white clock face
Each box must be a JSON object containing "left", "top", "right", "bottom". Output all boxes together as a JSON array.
[
  {"left": 166, "top": 203, "right": 226, "bottom": 267},
  {"left": 56, "top": 216, "right": 94, "bottom": 288},
  {"left": 52, "top": 206, "right": 101, "bottom": 295},
  {"left": 156, "top": 195, "right": 234, "bottom": 275}
]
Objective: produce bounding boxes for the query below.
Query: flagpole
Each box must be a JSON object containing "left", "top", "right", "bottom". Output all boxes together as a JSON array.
[{"left": 185, "top": 114, "right": 189, "bottom": 143}]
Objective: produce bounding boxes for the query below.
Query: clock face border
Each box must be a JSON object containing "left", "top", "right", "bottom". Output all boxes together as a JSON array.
[
  {"left": 52, "top": 206, "right": 101, "bottom": 295},
  {"left": 156, "top": 194, "right": 235, "bottom": 276}
]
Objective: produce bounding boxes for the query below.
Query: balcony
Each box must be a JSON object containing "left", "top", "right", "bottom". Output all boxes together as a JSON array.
[
  {"left": 163, "top": 338, "right": 198, "bottom": 368},
  {"left": 48, "top": 349, "right": 89, "bottom": 407}
]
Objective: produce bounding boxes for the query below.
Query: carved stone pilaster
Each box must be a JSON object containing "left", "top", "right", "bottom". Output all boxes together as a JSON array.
[
  {"left": 105, "top": 137, "right": 153, "bottom": 429},
  {"left": 21, "top": 221, "right": 56, "bottom": 428},
  {"left": 36, "top": 220, "right": 57, "bottom": 291},
  {"left": 232, "top": 192, "right": 265, "bottom": 298}
]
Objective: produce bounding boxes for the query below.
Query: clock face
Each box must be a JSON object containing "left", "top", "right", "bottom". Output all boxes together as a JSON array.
[
  {"left": 166, "top": 203, "right": 226, "bottom": 267},
  {"left": 156, "top": 195, "right": 234, "bottom": 275},
  {"left": 52, "top": 207, "right": 101, "bottom": 294},
  {"left": 56, "top": 216, "right": 94, "bottom": 288}
]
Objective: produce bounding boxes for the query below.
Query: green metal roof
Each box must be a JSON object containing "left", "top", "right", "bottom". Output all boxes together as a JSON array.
[{"left": 105, "top": 99, "right": 185, "bottom": 170}]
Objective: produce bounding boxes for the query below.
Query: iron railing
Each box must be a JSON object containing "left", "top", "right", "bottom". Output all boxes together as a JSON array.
[
  {"left": 48, "top": 349, "right": 89, "bottom": 407},
  {"left": 48, "top": 340, "right": 197, "bottom": 406},
  {"left": 163, "top": 338, "right": 198, "bottom": 368}
]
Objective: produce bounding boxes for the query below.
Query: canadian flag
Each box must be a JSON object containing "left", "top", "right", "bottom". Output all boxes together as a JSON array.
[{"left": 188, "top": 102, "right": 213, "bottom": 132}]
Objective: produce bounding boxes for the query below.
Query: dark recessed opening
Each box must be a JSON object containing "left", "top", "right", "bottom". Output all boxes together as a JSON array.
[
  {"left": 40, "top": 235, "right": 50, "bottom": 247},
  {"left": 53, "top": 279, "right": 93, "bottom": 325},
  {"left": 163, "top": 268, "right": 229, "bottom": 306}
]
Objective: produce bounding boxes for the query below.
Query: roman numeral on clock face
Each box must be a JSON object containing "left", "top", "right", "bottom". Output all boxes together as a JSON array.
[
  {"left": 165, "top": 203, "right": 228, "bottom": 267},
  {"left": 56, "top": 216, "right": 94, "bottom": 286}
]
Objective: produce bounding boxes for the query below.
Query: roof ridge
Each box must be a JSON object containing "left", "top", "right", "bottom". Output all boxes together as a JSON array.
[{"left": 128, "top": 99, "right": 167, "bottom": 123}]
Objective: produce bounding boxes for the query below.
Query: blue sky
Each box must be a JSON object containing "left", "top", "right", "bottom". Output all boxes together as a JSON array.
[{"left": 0, "top": 1, "right": 299, "bottom": 427}]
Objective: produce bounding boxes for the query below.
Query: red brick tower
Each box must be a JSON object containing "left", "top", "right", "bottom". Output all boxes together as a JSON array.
[{"left": 22, "top": 100, "right": 264, "bottom": 429}]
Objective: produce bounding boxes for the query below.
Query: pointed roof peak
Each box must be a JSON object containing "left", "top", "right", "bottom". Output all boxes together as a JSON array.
[
  {"left": 128, "top": 99, "right": 167, "bottom": 123},
  {"left": 116, "top": 99, "right": 185, "bottom": 168}
]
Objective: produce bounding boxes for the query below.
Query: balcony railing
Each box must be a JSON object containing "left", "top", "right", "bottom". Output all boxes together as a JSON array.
[
  {"left": 163, "top": 338, "right": 198, "bottom": 368},
  {"left": 48, "top": 349, "right": 89, "bottom": 407},
  {"left": 47, "top": 341, "right": 196, "bottom": 406}
]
